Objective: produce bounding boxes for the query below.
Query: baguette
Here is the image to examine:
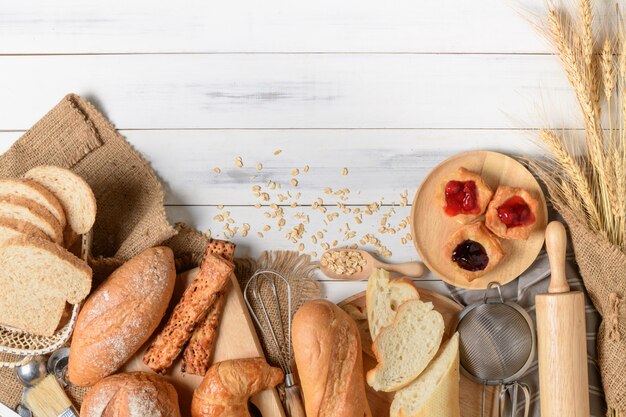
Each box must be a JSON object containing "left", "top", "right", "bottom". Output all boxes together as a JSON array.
[
  {"left": 68, "top": 247, "right": 176, "bottom": 386},
  {"left": 293, "top": 299, "right": 372, "bottom": 417},
  {"left": 143, "top": 252, "right": 234, "bottom": 373},
  {"left": 182, "top": 239, "right": 235, "bottom": 375}
]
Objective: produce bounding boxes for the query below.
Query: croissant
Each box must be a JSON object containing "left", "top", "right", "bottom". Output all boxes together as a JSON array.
[{"left": 191, "top": 357, "right": 284, "bottom": 417}]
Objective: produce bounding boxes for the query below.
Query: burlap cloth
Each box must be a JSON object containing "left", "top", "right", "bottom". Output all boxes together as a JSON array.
[
  {"left": 560, "top": 209, "right": 626, "bottom": 415},
  {"left": 0, "top": 94, "right": 210, "bottom": 408}
]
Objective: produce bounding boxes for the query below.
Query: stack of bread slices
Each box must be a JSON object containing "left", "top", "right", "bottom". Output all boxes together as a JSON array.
[
  {"left": 0, "top": 166, "right": 96, "bottom": 336},
  {"left": 366, "top": 268, "right": 460, "bottom": 417}
]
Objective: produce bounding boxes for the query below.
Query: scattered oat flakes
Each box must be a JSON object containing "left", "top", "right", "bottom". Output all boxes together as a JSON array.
[
  {"left": 274, "top": 149, "right": 282, "bottom": 155},
  {"left": 342, "top": 167, "right": 348, "bottom": 176},
  {"left": 235, "top": 157, "right": 243, "bottom": 168},
  {"left": 297, "top": 243, "right": 305, "bottom": 251},
  {"left": 291, "top": 168, "right": 300, "bottom": 176},
  {"left": 257, "top": 163, "right": 263, "bottom": 171},
  {"left": 290, "top": 178, "right": 298, "bottom": 187},
  {"left": 303, "top": 165, "right": 310, "bottom": 173},
  {"left": 213, "top": 167, "right": 221, "bottom": 174}
]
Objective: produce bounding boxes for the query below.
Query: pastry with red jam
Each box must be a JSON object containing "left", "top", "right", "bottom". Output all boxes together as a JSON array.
[
  {"left": 444, "top": 222, "right": 505, "bottom": 281},
  {"left": 439, "top": 167, "right": 494, "bottom": 224},
  {"left": 486, "top": 186, "right": 539, "bottom": 240}
]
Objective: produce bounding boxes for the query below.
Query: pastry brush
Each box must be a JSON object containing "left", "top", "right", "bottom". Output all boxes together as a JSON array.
[{"left": 23, "top": 374, "right": 78, "bottom": 417}]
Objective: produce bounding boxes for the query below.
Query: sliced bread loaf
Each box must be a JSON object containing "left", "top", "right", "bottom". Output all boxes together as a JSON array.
[
  {"left": 367, "top": 299, "right": 444, "bottom": 392},
  {"left": 0, "top": 235, "right": 92, "bottom": 336},
  {"left": 367, "top": 268, "right": 420, "bottom": 340},
  {"left": 390, "top": 333, "right": 460, "bottom": 417},
  {"left": 25, "top": 166, "right": 97, "bottom": 234},
  {"left": 0, "top": 195, "right": 63, "bottom": 243},
  {"left": 0, "top": 179, "right": 66, "bottom": 229},
  {"left": 0, "top": 218, "right": 49, "bottom": 246}
]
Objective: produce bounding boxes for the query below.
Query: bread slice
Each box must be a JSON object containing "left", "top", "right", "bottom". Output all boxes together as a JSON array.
[
  {"left": 390, "top": 333, "right": 460, "bottom": 417},
  {"left": 367, "top": 300, "right": 444, "bottom": 392},
  {"left": 0, "top": 179, "right": 66, "bottom": 229},
  {"left": 0, "top": 235, "right": 92, "bottom": 336},
  {"left": 367, "top": 268, "right": 420, "bottom": 340},
  {"left": 0, "top": 218, "right": 49, "bottom": 246},
  {"left": 0, "top": 196, "right": 63, "bottom": 243},
  {"left": 25, "top": 166, "right": 96, "bottom": 234}
]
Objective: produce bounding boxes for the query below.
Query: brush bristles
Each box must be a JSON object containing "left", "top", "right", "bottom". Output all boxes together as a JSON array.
[
  {"left": 23, "top": 375, "right": 77, "bottom": 417},
  {"left": 538, "top": 2, "right": 626, "bottom": 251}
]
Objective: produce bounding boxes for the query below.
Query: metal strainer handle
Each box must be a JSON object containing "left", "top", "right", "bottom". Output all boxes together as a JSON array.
[{"left": 498, "top": 382, "right": 530, "bottom": 417}]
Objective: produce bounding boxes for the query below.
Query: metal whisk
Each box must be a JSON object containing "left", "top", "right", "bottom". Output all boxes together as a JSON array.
[
  {"left": 455, "top": 282, "right": 535, "bottom": 417},
  {"left": 244, "top": 270, "right": 306, "bottom": 417}
]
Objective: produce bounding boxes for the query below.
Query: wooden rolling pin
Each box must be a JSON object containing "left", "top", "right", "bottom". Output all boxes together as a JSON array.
[{"left": 536, "top": 221, "right": 590, "bottom": 417}]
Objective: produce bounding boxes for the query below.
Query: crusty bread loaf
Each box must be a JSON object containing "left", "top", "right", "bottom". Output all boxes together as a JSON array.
[
  {"left": 81, "top": 372, "right": 181, "bottom": 417},
  {"left": 0, "top": 195, "right": 63, "bottom": 243},
  {"left": 293, "top": 299, "right": 372, "bottom": 417},
  {"left": 191, "top": 358, "right": 284, "bottom": 417},
  {"left": 0, "top": 179, "right": 66, "bottom": 229},
  {"left": 143, "top": 253, "right": 234, "bottom": 374},
  {"left": 68, "top": 247, "right": 176, "bottom": 387},
  {"left": 366, "top": 268, "right": 420, "bottom": 340},
  {"left": 0, "top": 217, "right": 49, "bottom": 245},
  {"left": 391, "top": 333, "right": 460, "bottom": 417},
  {"left": 367, "top": 300, "right": 444, "bottom": 392},
  {"left": 25, "top": 165, "right": 97, "bottom": 234},
  {"left": 0, "top": 235, "right": 91, "bottom": 336}
]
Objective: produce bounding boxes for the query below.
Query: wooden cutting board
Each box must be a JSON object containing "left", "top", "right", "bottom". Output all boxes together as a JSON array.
[
  {"left": 124, "top": 268, "right": 286, "bottom": 417},
  {"left": 338, "top": 289, "right": 498, "bottom": 417}
]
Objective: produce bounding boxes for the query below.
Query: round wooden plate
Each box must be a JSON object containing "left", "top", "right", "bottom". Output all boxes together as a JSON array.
[
  {"left": 338, "top": 288, "right": 497, "bottom": 417},
  {"left": 410, "top": 151, "right": 548, "bottom": 289}
]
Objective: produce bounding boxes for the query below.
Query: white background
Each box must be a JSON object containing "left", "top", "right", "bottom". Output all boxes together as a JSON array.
[{"left": 0, "top": 0, "right": 579, "bottom": 301}]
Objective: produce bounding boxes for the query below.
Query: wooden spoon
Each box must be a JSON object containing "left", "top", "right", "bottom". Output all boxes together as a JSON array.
[{"left": 319, "top": 249, "right": 425, "bottom": 280}]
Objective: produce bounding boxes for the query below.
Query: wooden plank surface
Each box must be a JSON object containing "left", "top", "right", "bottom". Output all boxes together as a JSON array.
[
  {"left": 0, "top": 54, "right": 578, "bottom": 130},
  {"left": 0, "top": 0, "right": 551, "bottom": 54}
]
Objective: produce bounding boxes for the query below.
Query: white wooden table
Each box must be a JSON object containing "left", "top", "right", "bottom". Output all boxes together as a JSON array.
[{"left": 0, "top": 0, "right": 576, "bottom": 303}]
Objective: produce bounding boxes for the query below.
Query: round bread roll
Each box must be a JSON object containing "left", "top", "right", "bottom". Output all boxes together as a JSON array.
[{"left": 81, "top": 372, "right": 181, "bottom": 417}]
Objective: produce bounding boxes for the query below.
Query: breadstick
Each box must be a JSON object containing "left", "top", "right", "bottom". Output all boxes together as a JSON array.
[
  {"left": 143, "top": 252, "right": 234, "bottom": 373},
  {"left": 182, "top": 239, "right": 235, "bottom": 375}
]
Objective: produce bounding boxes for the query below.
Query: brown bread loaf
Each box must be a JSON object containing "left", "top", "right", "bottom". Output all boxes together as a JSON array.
[
  {"left": 68, "top": 246, "right": 176, "bottom": 387},
  {"left": 292, "top": 299, "right": 372, "bottom": 417},
  {"left": 80, "top": 372, "right": 181, "bottom": 417}
]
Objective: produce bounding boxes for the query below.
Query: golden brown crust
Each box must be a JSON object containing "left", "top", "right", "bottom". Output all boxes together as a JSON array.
[
  {"left": 0, "top": 195, "right": 64, "bottom": 243},
  {"left": 143, "top": 252, "right": 234, "bottom": 374},
  {"left": 182, "top": 239, "right": 236, "bottom": 375},
  {"left": 0, "top": 217, "right": 53, "bottom": 242},
  {"left": 81, "top": 372, "right": 181, "bottom": 417},
  {"left": 293, "top": 299, "right": 373, "bottom": 417},
  {"left": 68, "top": 247, "right": 176, "bottom": 387},
  {"left": 443, "top": 222, "right": 504, "bottom": 281},
  {"left": 437, "top": 167, "right": 494, "bottom": 224},
  {"left": 0, "top": 178, "right": 67, "bottom": 229},
  {"left": 485, "top": 186, "right": 539, "bottom": 240},
  {"left": 191, "top": 358, "right": 284, "bottom": 417}
]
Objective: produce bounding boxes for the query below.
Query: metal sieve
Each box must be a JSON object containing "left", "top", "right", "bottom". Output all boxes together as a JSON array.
[{"left": 455, "top": 282, "right": 535, "bottom": 417}]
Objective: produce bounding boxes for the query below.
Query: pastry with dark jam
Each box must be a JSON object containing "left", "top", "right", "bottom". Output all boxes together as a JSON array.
[
  {"left": 439, "top": 167, "right": 493, "bottom": 224},
  {"left": 486, "top": 186, "right": 539, "bottom": 240},
  {"left": 444, "top": 222, "right": 504, "bottom": 281}
]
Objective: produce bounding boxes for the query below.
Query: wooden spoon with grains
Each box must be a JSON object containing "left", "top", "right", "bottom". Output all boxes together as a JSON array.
[{"left": 319, "top": 249, "right": 425, "bottom": 280}]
